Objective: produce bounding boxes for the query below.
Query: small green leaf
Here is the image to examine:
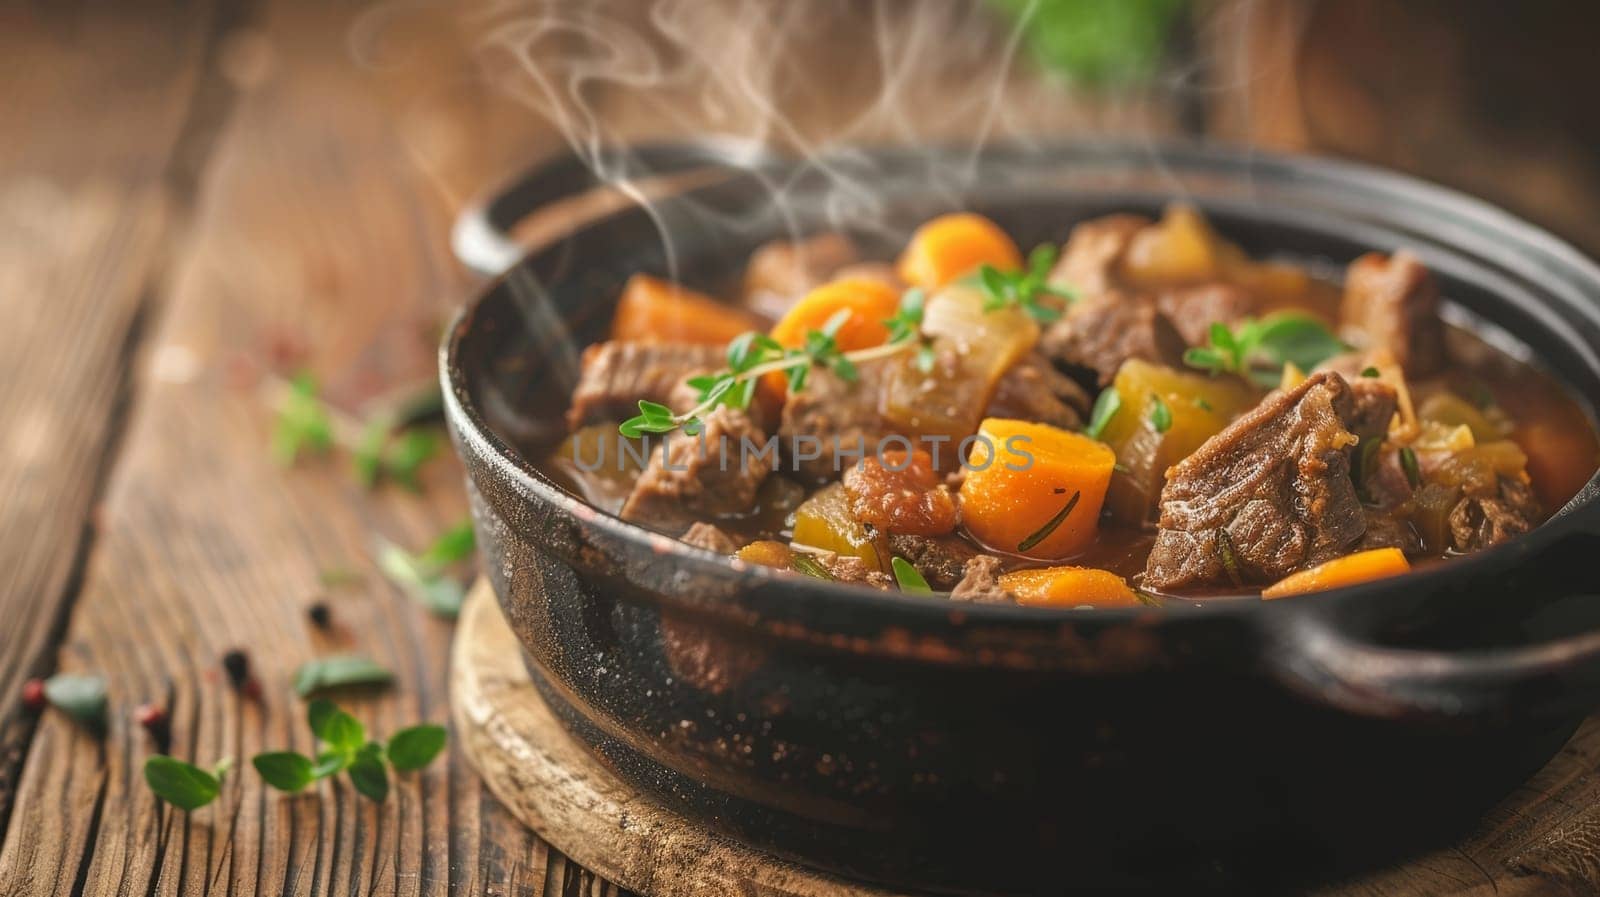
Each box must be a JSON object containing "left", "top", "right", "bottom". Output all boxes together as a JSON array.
[
  {"left": 819, "top": 308, "right": 852, "bottom": 338},
  {"left": 253, "top": 752, "right": 316, "bottom": 793},
  {"left": 890, "top": 557, "right": 932, "bottom": 594},
  {"left": 1147, "top": 394, "right": 1172, "bottom": 434},
  {"left": 377, "top": 539, "right": 466, "bottom": 619},
  {"left": 1360, "top": 366, "right": 1381, "bottom": 378},
  {"left": 307, "top": 698, "right": 339, "bottom": 739},
  {"left": 348, "top": 744, "right": 389, "bottom": 801},
  {"left": 420, "top": 520, "right": 476, "bottom": 569},
  {"left": 1400, "top": 446, "right": 1422, "bottom": 489},
  {"left": 213, "top": 756, "right": 234, "bottom": 782},
  {"left": 1085, "top": 389, "right": 1122, "bottom": 441},
  {"left": 273, "top": 371, "right": 334, "bottom": 465},
  {"left": 914, "top": 343, "right": 937, "bottom": 374},
  {"left": 292, "top": 654, "right": 394, "bottom": 697},
  {"left": 382, "top": 429, "right": 439, "bottom": 490},
  {"left": 387, "top": 724, "right": 448, "bottom": 771},
  {"left": 44, "top": 673, "right": 107, "bottom": 732},
  {"left": 319, "top": 708, "right": 366, "bottom": 754},
  {"left": 144, "top": 755, "right": 220, "bottom": 811},
  {"left": 1250, "top": 313, "right": 1347, "bottom": 374},
  {"left": 790, "top": 554, "right": 835, "bottom": 580}
]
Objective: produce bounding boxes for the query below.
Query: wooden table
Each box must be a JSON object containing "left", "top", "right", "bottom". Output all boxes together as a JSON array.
[{"left": 3, "top": 2, "right": 1600, "bottom": 895}]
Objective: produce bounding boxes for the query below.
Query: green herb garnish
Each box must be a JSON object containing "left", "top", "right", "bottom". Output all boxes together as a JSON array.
[
  {"left": 43, "top": 673, "right": 107, "bottom": 733},
  {"left": 1084, "top": 388, "right": 1122, "bottom": 441},
  {"left": 890, "top": 557, "right": 933, "bottom": 593},
  {"left": 1216, "top": 529, "right": 1243, "bottom": 588},
  {"left": 1147, "top": 394, "right": 1172, "bottom": 433},
  {"left": 249, "top": 699, "right": 445, "bottom": 803},
  {"left": 791, "top": 554, "right": 835, "bottom": 580},
  {"left": 974, "top": 244, "right": 1077, "bottom": 323},
  {"left": 1360, "top": 366, "right": 1380, "bottom": 378},
  {"left": 387, "top": 723, "right": 449, "bottom": 771},
  {"left": 1400, "top": 446, "right": 1422, "bottom": 489},
  {"left": 620, "top": 307, "right": 918, "bottom": 439},
  {"left": 292, "top": 654, "right": 395, "bottom": 697},
  {"left": 252, "top": 752, "right": 316, "bottom": 793},
  {"left": 1183, "top": 314, "right": 1346, "bottom": 387},
  {"left": 1018, "top": 490, "right": 1082, "bottom": 552},
  {"left": 272, "top": 371, "right": 335, "bottom": 465},
  {"left": 375, "top": 520, "right": 475, "bottom": 619},
  {"left": 144, "top": 755, "right": 226, "bottom": 811}
]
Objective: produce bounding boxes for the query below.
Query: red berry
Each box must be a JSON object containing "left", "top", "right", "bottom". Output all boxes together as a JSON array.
[
  {"left": 134, "top": 702, "right": 166, "bottom": 728},
  {"left": 21, "top": 678, "right": 46, "bottom": 712},
  {"left": 134, "top": 702, "right": 172, "bottom": 753}
]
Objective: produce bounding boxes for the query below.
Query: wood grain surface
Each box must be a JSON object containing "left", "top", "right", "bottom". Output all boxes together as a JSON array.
[{"left": 2, "top": 1, "right": 1600, "bottom": 895}]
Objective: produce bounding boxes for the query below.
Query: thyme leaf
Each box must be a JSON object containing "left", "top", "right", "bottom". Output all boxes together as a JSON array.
[
  {"left": 890, "top": 556, "right": 933, "bottom": 593},
  {"left": 1018, "top": 490, "right": 1082, "bottom": 552}
]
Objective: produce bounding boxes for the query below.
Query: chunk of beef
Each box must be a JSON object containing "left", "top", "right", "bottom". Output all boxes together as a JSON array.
[
  {"left": 1144, "top": 372, "right": 1367, "bottom": 591},
  {"left": 1340, "top": 251, "right": 1446, "bottom": 377},
  {"left": 811, "top": 551, "right": 894, "bottom": 590},
  {"left": 568, "top": 341, "right": 723, "bottom": 429},
  {"left": 681, "top": 522, "right": 742, "bottom": 554},
  {"left": 887, "top": 534, "right": 978, "bottom": 591},
  {"left": 1360, "top": 510, "right": 1422, "bottom": 554},
  {"left": 1347, "top": 379, "right": 1399, "bottom": 442},
  {"left": 1449, "top": 476, "right": 1540, "bottom": 553},
  {"left": 1048, "top": 214, "right": 1149, "bottom": 298},
  {"left": 742, "top": 233, "right": 860, "bottom": 318},
  {"left": 778, "top": 358, "right": 892, "bottom": 481},
  {"left": 984, "top": 353, "right": 1090, "bottom": 430},
  {"left": 1040, "top": 291, "right": 1187, "bottom": 387},
  {"left": 950, "top": 555, "right": 1015, "bottom": 603},
  {"left": 1154, "top": 283, "right": 1256, "bottom": 347},
  {"left": 620, "top": 407, "right": 772, "bottom": 532}
]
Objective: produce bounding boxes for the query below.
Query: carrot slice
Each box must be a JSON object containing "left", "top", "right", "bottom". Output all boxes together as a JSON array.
[
  {"left": 959, "top": 419, "right": 1116, "bottom": 559},
  {"left": 896, "top": 213, "right": 1023, "bottom": 290},
  {"left": 1260, "top": 547, "right": 1411, "bottom": 599},
  {"left": 999, "top": 566, "right": 1141, "bottom": 608},
  {"left": 761, "top": 277, "right": 900, "bottom": 401},
  {"left": 611, "top": 274, "right": 761, "bottom": 345},
  {"left": 769, "top": 277, "right": 900, "bottom": 351}
]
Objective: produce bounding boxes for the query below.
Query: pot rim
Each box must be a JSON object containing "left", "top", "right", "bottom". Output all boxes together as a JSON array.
[{"left": 441, "top": 138, "right": 1600, "bottom": 630}]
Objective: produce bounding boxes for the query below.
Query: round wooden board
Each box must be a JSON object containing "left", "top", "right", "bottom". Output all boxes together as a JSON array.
[{"left": 450, "top": 580, "right": 912, "bottom": 897}]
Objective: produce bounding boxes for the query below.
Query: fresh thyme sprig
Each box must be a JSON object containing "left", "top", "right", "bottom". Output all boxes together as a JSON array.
[
  {"left": 974, "top": 244, "right": 1078, "bottom": 323},
  {"left": 619, "top": 297, "right": 920, "bottom": 438},
  {"left": 1183, "top": 314, "right": 1346, "bottom": 388}
]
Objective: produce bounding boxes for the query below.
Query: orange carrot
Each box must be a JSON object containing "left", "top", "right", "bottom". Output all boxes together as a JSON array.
[
  {"left": 959, "top": 418, "right": 1116, "bottom": 560},
  {"left": 769, "top": 277, "right": 900, "bottom": 351},
  {"left": 611, "top": 274, "right": 761, "bottom": 345},
  {"left": 896, "top": 213, "right": 1023, "bottom": 290},
  {"left": 1260, "top": 548, "right": 1410, "bottom": 599},
  {"left": 999, "top": 566, "right": 1142, "bottom": 608},
  {"left": 762, "top": 277, "right": 901, "bottom": 400}
]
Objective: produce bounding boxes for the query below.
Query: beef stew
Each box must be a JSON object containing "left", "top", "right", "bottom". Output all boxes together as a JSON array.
[{"left": 541, "top": 205, "right": 1599, "bottom": 605}]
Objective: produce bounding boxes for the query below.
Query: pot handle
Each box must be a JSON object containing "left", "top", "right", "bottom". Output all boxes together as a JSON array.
[
  {"left": 451, "top": 138, "right": 785, "bottom": 278},
  {"left": 1265, "top": 517, "right": 1600, "bottom": 725}
]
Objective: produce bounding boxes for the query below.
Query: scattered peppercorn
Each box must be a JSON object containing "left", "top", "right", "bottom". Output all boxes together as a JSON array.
[
  {"left": 221, "top": 649, "right": 250, "bottom": 689},
  {"left": 134, "top": 702, "right": 171, "bottom": 753},
  {"left": 21, "top": 678, "right": 46, "bottom": 713},
  {"left": 307, "top": 601, "right": 331, "bottom": 628}
]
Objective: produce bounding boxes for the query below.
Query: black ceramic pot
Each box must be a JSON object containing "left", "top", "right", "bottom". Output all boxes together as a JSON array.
[{"left": 443, "top": 142, "right": 1600, "bottom": 894}]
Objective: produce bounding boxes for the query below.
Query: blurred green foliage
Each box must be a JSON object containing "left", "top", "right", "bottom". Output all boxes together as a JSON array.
[{"left": 990, "top": 0, "right": 1190, "bottom": 85}]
